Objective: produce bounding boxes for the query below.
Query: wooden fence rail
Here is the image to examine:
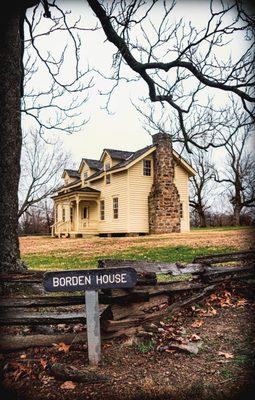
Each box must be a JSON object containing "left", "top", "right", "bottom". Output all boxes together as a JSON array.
[{"left": 0, "top": 250, "right": 254, "bottom": 351}]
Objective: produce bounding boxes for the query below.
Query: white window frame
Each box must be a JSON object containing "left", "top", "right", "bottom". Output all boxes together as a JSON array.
[
  {"left": 113, "top": 197, "right": 119, "bottom": 219},
  {"left": 100, "top": 200, "right": 105, "bottom": 221},
  {"left": 143, "top": 159, "right": 151, "bottom": 176}
]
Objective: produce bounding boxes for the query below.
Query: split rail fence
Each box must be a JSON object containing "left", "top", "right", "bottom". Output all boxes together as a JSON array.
[{"left": 0, "top": 250, "right": 254, "bottom": 352}]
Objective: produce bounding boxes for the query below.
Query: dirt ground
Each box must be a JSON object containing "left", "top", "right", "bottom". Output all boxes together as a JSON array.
[
  {"left": 20, "top": 228, "right": 254, "bottom": 256},
  {"left": 1, "top": 281, "right": 255, "bottom": 400}
]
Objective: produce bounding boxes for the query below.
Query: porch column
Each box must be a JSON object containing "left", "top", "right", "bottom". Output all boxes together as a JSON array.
[{"left": 76, "top": 196, "right": 80, "bottom": 233}]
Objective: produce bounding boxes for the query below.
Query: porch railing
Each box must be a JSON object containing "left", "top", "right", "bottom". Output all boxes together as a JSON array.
[
  {"left": 79, "top": 219, "right": 99, "bottom": 232},
  {"left": 51, "top": 220, "right": 71, "bottom": 236},
  {"left": 51, "top": 219, "right": 99, "bottom": 236}
]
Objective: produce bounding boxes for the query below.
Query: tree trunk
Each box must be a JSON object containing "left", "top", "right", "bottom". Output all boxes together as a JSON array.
[
  {"left": 198, "top": 207, "right": 207, "bottom": 227},
  {"left": 233, "top": 205, "right": 242, "bottom": 226},
  {"left": 0, "top": 8, "right": 26, "bottom": 273}
]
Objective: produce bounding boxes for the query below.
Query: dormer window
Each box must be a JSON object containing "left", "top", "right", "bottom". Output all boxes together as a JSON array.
[
  {"left": 105, "top": 163, "right": 110, "bottom": 171},
  {"left": 83, "top": 172, "right": 88, "bottom": 180}
]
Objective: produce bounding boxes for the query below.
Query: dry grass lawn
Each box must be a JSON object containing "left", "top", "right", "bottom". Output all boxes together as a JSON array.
[{"left": 20, "top": 228, "right": 254, "bottom": 257}]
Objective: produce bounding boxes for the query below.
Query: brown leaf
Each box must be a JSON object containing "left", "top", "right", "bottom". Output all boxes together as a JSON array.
[
  {"left": 204, "top": 307, "right": 217, "bottom": 316},
  {"left": 218, "top": 351, "right": 234, "bottom": 359},
  {"left": 210, "top": 293, "right": 218, "bottom": 301},
  {"left": 190, "top": 333, "right": 201, "bottom": 341},
  {"left": 20, "top": 354, "right": 27, "bottom": 359},
  {"left": 54, "top": 342, "right": 71, "bottom": 353},
  {"left": 40, "top": 359, "right": 47, "bottom": 369},
  {"left": 191, "top": 320, "right": 204, "bottom": 328},
  {"left": 236, "top": 299, "right": 248, "bottom": 307},
  {"left": 60, "top": 381, "right": 76, "bottom": 390}
]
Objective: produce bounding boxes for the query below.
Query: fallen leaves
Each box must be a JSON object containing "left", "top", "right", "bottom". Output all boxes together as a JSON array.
[
  {"left": 191, "top": 320, "right": 204, "bottom": 328},
  {"left": 40, "top": 359, "right": 48, "bottom": 369},
  {"left": 5, "top": 361, "right": 32, "bottom": 382},
  {"left": 53, "top": 342, "right": 71, "bottom": 353},
  {"left": 189, "top": 333, "right": 201, "bottom": 342},
  {"left": 60, "top": 380, "right": 77, "bottom": 390},
  {"left": 236, "top": 298, "right": 248, "bottom": 307},
  {"left": 218, "top": 351, "right": 234, "bottom": 359}
]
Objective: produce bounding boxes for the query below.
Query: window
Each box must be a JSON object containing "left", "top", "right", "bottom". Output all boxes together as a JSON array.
[
  {"left": 70, "top": 207, "right": 73, "bottom": 223},
  {"left": 143, "top": 159, "right": 151, "bottom": 176},
  {"left": 55, "top": 206, "right": 58, "bottom": 222},
  {"left": 113, "top": 197, "right": 118, "bottom": 219},
  {"left": 105, "top": 163, "right": 110, "bottom": 171},
  {"left": 62, "top": 208, "right": 65, "bottom": 222},
  {"left": 106, "top": 174, "right": 111, "bottom": 184},
  {"left": 83, "top": 172, "right": 88, "bottom": 180},
  {"left": 83, "top": 206, "right": 88, "bottom": 219},
  {"left": 180, "top": 203, "right": 183, "bottom": 219},
  {"left": 100, "top": 200, "right": 105, "bottom": 220}
]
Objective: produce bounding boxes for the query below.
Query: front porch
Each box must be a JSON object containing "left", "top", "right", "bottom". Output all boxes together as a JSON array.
[{"left": 51, "top": 188, "right": 100, "bottom": 237}]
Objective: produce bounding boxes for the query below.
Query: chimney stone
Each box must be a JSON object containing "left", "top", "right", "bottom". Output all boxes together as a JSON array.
[{"left": 148, "top": 132, "right": 181, "bottom": 233}]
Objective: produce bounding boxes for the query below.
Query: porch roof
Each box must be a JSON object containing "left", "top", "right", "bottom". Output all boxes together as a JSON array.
[{"left": 52, "top": 186, "right": 100, "bottom": 200}]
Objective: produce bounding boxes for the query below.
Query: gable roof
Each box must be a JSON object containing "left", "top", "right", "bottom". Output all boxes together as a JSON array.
[
  {"left": 61, "top": 142, "right": 195, "bottom": 187},
  {"left": 83, "top": 158, "right": 103, "bottom": 171},
  {"left": 61, "top": 169, "right": 80, "bottom": 179},
  {"left": 101, "top": 149, "right": 134, "bottom": 161},
  {"left": 87, "top": 146, "right": 155, "bottom": 182},
  {"left": 52, "top": 185, "right": 100, "bottom": 199},
  {"left": 109, "top": 145, "right": 154, "bottom": 172},
  {"left": 78, "top": 158, "right": 103, "bottom": 173}
]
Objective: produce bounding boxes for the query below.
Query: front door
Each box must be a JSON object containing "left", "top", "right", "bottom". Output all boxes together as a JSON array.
[
  {"left": 80, "top": 205, "right": 89, "bottom": 230},
  {"left": 83, "top": 206, "right": 89, "bottom": 220}
]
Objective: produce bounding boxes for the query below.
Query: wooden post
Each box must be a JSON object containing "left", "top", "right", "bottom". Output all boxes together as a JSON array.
[
  {"left": 76, "top": 197, "right": 80, "bottom": 233},
  {"left": 85, "top": 290, "right": 101, "bottom": 366}
]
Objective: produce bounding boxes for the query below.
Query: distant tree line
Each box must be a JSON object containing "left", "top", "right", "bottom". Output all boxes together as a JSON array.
[{"left": 18, "top": 200, "right": 53, "bottom": 236}]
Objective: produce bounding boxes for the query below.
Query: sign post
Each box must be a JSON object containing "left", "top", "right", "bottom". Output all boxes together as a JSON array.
[
  {"left": 85, "top": 290, "right": 101, "bottom": 366},
  {"left": 43, "top": 267, "right": 137, "bottom": 366}
]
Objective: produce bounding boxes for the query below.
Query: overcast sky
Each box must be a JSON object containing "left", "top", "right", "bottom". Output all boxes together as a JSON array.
[{"left": 22, "top": 0, "right": 253, "bottom": 170}]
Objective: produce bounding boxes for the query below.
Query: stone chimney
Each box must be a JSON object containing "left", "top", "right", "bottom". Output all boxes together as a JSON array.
[{"left": 148, "top": 132, "right": 181, "bottom": 233}]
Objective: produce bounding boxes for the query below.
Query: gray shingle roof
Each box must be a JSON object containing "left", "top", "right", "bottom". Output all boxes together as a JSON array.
[
  {"left": 64, "top": 169, "right": 80, "bottom": 178},
  {"left": 109, "top": 145, "right": 154, "bottom": 172},
  {"left": 52, "top": 185, "right": 100, "bottom": 199},
  {"left": 87, "top": 145, "right": 154, "bottom": 180},
  {"left": 82, "top": 158, "right": 103, "bottom": 171},
  {"left": 103, "top": 149, "right": 134, "bottom": 161}
]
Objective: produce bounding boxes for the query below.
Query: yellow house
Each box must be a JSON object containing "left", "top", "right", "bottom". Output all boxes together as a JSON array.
[{"left": 51, "top": 133, "right": 195, "bottom": 237}]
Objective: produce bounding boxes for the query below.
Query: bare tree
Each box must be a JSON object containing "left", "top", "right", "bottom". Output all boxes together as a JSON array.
[
  {"left": 214, "top": 127, "right": 255, "bottom": 225},
  {"left": 19, "top": 199, "right": 54, "bottom": 235},
  {"left": 1, "top": 0, "right": 254, "bottom": 273},
  {"left": 18, "top": 130, "right": 71, "bottom": 219},
  {"left": 0, "top": 1, "right": 90, "bottom": 273},
  {"left": 189, "top": 150, "right": 216, "bottom": 227},
  {"left": 87, "top": 0, "right": 255, "bottom": 151},
  {"left": 21, "top": 5, "right": 96, "bottom": 137}
]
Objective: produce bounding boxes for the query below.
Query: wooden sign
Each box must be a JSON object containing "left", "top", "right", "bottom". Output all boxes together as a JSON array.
[
  {"left": 43, "top": 267, "right": 137, "bottom": 366},
  {"left": 43, "top": 267, "right": 137, "bottom": 292}
]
